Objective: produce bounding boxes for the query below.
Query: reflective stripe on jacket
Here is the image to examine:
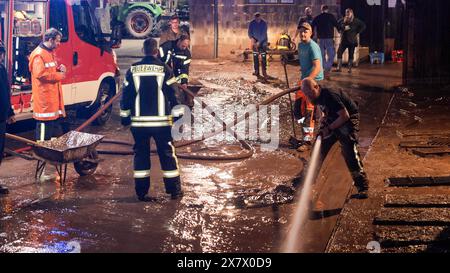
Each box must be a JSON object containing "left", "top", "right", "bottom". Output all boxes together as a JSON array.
[{"left": 120, "top": 56, "right": 183, "bottom": 128}]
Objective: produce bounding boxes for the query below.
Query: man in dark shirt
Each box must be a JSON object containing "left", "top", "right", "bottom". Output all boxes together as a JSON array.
[
  {"left": 301, "top": 78, "right": 369, "bottom": 199},
  {"left": 0, "top": 45, "right": 16, "bottom": 195},
  {"left": 336, "top": 9, "right": 366, "bottom": 73},
  {"left": 248, "top": 12, "right": 269, "bottom": 79},
  {"left": 312, "top": 5, "right": 339, "bottom": 73}
]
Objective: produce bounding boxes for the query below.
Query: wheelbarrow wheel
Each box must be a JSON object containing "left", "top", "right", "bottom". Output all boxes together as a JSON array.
[{"left": 74, "top": 160, "right": 98, "bottom": 177}]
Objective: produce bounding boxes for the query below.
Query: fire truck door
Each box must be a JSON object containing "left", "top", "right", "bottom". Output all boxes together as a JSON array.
[
  {"left": 49, "top": 0, "right": 75, "bottom": 105},
  {"left": 70, "top": 1, "right": 106, "bottom": 105}
]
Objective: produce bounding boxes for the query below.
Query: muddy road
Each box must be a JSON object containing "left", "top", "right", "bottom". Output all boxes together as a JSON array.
[{"left": 0, "top": 41, "right": 402, "bottom": 252}]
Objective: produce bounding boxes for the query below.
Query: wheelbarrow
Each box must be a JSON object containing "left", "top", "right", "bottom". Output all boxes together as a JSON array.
[{"left": 6, "top": 131, "right": 104, "bottom": 184}]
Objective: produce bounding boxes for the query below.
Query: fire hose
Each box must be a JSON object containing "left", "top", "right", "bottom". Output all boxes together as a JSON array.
[
  {"left": 96, "top": 84, "right": 301, "bottom": 160},
  {"left": 7, "top": 83, "right": 301, "bottom": 161}
]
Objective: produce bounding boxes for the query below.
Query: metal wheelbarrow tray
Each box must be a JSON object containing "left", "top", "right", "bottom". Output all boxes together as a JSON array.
[
  {"left": 33, "top": 131, "right": 104, "bottom": 183},
  {"left": 33, "top": 131, "right": 104, "bottom": 163}
]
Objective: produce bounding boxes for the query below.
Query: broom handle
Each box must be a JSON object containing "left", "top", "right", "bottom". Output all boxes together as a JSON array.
[{"left": 5, "top": 133, "right": 40, "bottom": 147}]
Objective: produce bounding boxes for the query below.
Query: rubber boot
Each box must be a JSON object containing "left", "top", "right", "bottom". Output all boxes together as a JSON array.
[
  {"left": 335, "top": 59, "right": 342, "bottom": 72},
  {"left": 0, "top": 185, "right": 9, "bottom": 195},
  {"left": 253, "top": 53, "right": 260, "bottom": 78},
  {"left": 353, "top": 174, "right": 369, "bottom": 199},
  {"left": 261, "top": 53, "right": 268, "bottom": 80}
]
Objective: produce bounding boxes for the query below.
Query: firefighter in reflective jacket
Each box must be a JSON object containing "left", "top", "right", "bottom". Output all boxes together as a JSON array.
[
  {"left": 121, "top": 38, "right": 185, "bottom": 202},
  {"left": 158, "top": 34, "right": 192, "bottom": 107},
  {"left": 29, "top": 28, "right": 67, "bottom": 142}
]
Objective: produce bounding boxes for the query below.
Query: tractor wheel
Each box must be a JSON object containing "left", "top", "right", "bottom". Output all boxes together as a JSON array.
[{"left": 125, "top": 8, "right": 154, "bottom": 39}]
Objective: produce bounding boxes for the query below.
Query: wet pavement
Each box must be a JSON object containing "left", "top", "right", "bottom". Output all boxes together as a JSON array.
[
  {"left": 0, "top": 40, "right": 405, "bottom": 253},
  {"left": 327, "top": 85, "right": 450, "bottom": 253}
]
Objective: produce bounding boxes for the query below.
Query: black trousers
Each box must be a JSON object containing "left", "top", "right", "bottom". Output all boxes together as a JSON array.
[
  {"left": 319, "top": 118, "right": 368, "bottom": 188},
  {"left": 35, "top": 118, "right": 70, "bottom": 142},
  {"left": 253, "top": 45, "right": 267, "bottom": 75},
  {"left": 131, "top": 126, "right": 181, "bottom": 198},
  {"left": 110, "top": 6, "right": 122, "bottom": 45},
  {"left": 0, "top": 121, "right": 5, "bottom": 165},
  {"left": 337, "top": 41, "right": 356, "bottom": 62}
]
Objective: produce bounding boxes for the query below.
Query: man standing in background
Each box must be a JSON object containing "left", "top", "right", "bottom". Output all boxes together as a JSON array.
[
  {"left": 312, "top": 5, "right": 339, "bottom": 74},
  {"left": 160, "top": 15, "right": 186, "bottom": 45},
  {"left": 336, "top": 9, "right": 366, "bottom": 73},
  {"left": 248, "top": 12, "right": 269, "bottom": 81},
  {"left": 293, "top": 6, "right": 314, "bottom": 42}
]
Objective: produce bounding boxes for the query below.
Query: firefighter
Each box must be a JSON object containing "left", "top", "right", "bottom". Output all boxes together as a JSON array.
[
  {"left": 0, "top": 45, "right": 16, "bottom": 195},
  {"left": 158, "top": 34, "right": 192, "bottom": 107},
  {"left": 29, "top": 28, "right": 68, "bottom": 181},
  {"left": 121, "top": 38, "right": 185, "bottom": 202},
  {"left": 294, "top": 22, "right": 324, "bottom": 152},
  {"left": 159, "top": 14, "right": 186, "bottom": 45},
  {"left": 301, "top": 78, "right": 369, "bottom": 199},
  {"left": 29, "top": 28, "right": 68, "bottom": 143}
]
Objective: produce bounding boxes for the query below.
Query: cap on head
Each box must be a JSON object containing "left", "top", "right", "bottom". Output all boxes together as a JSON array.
[
  {"left": 299, "top": 22, "right": 312, "bottom": 32},
  {"left": 254, "top": 12, "right": 261, "bottom": 18},
  {"left": 43, "top": 28, "right": 62, "bottom": 42}
]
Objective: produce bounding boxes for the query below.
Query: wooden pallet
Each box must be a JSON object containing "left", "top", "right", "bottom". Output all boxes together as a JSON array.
[
  {"left": 413, "top": 147, "right": 450, "bottom": 157},
  {"left": 386, "top": 176, "right": 450, "bottom": 187},
  {"left": 373, "top": 208, "right": 450, "bottom": 226}
]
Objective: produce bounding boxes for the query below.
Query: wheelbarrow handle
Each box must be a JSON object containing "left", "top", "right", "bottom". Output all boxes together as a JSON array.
[{"left": 5, "top": 133, "right": 40, "bottom": 147}]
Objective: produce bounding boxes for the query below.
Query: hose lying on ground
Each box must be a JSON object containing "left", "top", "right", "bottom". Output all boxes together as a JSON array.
[
  {"left": 9, "top": 84, "right": 301, "bottom": 161},
  {"left": 96, "top": 85, "right": 301, "bottom": 160}
]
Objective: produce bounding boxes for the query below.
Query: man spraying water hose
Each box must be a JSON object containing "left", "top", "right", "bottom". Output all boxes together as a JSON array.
[{"left": 301, "top": 78, "right": 369, "bottom": 199}]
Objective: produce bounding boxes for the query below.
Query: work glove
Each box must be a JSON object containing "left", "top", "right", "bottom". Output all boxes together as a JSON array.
[
  {"left": 172, "top": 105, "right": 187, "bottom": 124},
  {"left": 319, "top": 123, "right": 333, "bottom": 140}
]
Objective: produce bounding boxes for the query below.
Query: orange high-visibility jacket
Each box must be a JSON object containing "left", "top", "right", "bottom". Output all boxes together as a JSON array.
[{"left": 29, "top": 45, "right": 66, "bottom": 121}]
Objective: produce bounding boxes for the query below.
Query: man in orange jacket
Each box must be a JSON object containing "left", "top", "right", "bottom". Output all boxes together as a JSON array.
[{"left": 29, "top": 28, "right": 67, "bottom": 142}]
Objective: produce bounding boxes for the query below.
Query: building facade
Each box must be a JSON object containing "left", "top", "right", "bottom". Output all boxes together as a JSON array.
[{"left": 189, "top": 0, "right": 340, "bottom": 59}]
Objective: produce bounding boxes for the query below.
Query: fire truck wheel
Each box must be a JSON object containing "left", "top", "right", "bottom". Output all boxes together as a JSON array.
[
  {"left": 74, "top": 160, "right": 98, "bottom": 177},
  {"left": 125, "top": 8, "right": 154, "bottom": 39},
  {"left": 93, "top": 82, "right": 114, "bottom": 126}
]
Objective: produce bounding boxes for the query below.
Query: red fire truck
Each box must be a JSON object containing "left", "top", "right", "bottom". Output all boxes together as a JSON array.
[{"left": 0, "top": 0, "right": 120, "bottom": 125}]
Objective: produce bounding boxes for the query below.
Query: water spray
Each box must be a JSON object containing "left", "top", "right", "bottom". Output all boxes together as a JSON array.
[{"left": 281, "top": 134, "right": 323, "bottom": 253}]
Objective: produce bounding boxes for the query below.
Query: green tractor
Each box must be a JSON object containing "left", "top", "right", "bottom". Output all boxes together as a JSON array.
[{"left": 117, "top": 1, "right": 164, "bottom": 39}]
